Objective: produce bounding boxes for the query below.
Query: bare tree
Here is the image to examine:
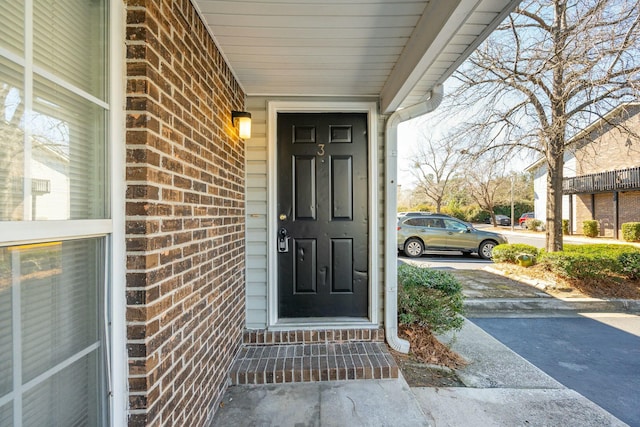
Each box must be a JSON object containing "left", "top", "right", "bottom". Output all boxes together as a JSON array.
[
  {"left": 450, "top": 0, "right": 640, "bottom": 251},
  {"left": 462, "top": 152, "right": 510, "bottom": 226},
  {"left": 406, "top": 131, "right": 466, "bottom": 213}
]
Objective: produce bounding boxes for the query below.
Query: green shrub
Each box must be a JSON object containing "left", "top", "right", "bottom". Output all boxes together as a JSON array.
[
  {"left": 524, "top": 218, "right": 542, "bottom": 231},
  {"left": 539, "top": 251, "right": 612, "bottom": 279},
  {"left": 622, "top": 222, "right": 640, "bottom": 242},
  {"left": 492, "top": 244, "right": 540, "bottom": 264},
  {"left": 397, "top": 264, "right": 465, "bottom": 334},
  {"left": 583, "top": 220, "right": 599, "bottom": 237},
  {"left": 441, "top": 203, "right": 481, "bottom": 222},
  {"left": 539, "top": 244, "right": 640, "bottom": 279},
  {"left": 618, "top": 251, "right": 640, "bottom": 279},
  {"left": 562, "top": 219, "right": 569, "bottom": 235}
]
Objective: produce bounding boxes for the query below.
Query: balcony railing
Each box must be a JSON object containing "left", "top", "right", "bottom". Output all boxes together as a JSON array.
[{"left": 563, "top": 166, "right": 640, "bottom": 194}]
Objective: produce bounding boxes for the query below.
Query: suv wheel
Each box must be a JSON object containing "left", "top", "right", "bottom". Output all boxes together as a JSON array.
[
  {"left": 404, "top": 238, "right": 424, "bottom": 258},
  {"left": 478, "top": 240, "right": 496, "bottom": 260}
]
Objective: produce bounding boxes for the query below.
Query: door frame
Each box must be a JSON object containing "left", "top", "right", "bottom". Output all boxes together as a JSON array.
[{"left": 266, "top": 101, "right": 379, "bottom": 328}]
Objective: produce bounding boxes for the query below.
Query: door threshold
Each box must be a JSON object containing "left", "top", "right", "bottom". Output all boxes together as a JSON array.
[{"left": 270, "top": 317, "right": 376, "bottom": 330}]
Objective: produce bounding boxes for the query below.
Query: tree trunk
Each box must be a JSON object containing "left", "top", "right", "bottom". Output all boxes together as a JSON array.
[{"left": 545, "top": 144, "right": 564, "bottom": 252}]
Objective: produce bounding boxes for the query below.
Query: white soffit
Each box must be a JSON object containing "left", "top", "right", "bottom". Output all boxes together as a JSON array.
[{"left": 193, "top": 0, "right": 520, "bottom": 113}]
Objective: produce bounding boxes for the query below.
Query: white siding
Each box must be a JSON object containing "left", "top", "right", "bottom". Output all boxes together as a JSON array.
[
  {"left": 533, "top": 165, "right": 547, "bottom": 223},
  {"left": 244, "top": 96, "right": 385, "bottom": 328},
  {"left": 531, "top": 152, "right": 577, "bottom": 226},
  {"left": 245, "top": 97, "right": 269, "bottom": 328}
]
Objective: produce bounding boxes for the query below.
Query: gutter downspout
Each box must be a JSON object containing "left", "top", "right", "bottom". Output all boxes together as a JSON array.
[{"left": 384, "top": 84, "right": 444, "bottom": 353}]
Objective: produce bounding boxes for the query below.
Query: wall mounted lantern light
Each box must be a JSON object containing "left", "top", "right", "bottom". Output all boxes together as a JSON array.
[{"left": 232, "top": 110, "right": 252, "bottom": 139}]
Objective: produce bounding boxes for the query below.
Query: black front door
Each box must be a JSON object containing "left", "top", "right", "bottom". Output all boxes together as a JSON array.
[{"left": 277, "top": 113, "right": 369, "bottom": 318}]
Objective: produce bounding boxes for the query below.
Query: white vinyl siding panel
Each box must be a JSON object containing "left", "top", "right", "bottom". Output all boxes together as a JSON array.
[
  {"left": 531, "top": 152, "right": 577, "bottom": 225},
  {"left": 245, "top": 97, "right": 269, "bottom": 328}
]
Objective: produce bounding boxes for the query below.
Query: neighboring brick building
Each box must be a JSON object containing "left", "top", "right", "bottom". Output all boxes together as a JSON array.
[{"left": 528, "top": 103, "right": 640, "bottom": 238}]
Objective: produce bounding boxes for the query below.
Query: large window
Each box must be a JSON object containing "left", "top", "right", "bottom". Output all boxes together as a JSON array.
[{"left": 0, "top": 1, "right": 110, "bottom": 425}]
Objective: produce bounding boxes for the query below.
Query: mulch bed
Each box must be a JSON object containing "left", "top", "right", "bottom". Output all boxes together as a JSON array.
[
  {"left": 495, "top": 263, "right": 640, "bottom": 299},
  {"left": 390, "top": 324, "right": 468, "bottom": 387},
  {"left": 396, "top": 324, "right": 467, "bottom": 369},
  {"left": 565, "top": 275, "right": 640, "bottom": 299}
]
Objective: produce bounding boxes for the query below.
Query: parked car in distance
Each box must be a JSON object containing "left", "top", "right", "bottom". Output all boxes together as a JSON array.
[
  {"left": 398, "top": 211, "right": 452, "bottom": 217},
  {"left": 484, "top": 214, "right": 511, "bottom": 226},
  {"left": 519, "top": 212, "right": 534, "bottom": 227},
  {"left": 397, "top": 214, "right": 508, "bottom": 259}
]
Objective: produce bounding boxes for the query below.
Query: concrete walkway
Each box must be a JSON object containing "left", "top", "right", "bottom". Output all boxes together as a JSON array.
[{"left": 210, "top": 318, "right": 627, "bottom": 426}]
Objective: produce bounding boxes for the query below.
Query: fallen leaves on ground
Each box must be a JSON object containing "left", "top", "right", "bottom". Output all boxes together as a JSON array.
[
  {"left": 396, "top": 324, "right": 467, "bottom": 369},
  {"left": 390, "top": 324, "right": 467, "bottom": 387},
  {"left": 566, "top": 275, "right": 640, "bottom": 299},
  {"left": 494, "top": 263, "right": 640, "bottom": 299}
]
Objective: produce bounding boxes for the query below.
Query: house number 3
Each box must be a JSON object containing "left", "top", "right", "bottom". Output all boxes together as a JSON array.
[{"left": 317, "top": 143, "right": 325, "bottom": 157}]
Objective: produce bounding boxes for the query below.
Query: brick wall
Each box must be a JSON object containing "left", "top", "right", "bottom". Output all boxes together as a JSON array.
[
  {"left": 575, "top": 194, "right": 592, "bottom": 234},
  {"left": 125, "top": 0, "right": 246, "bottom": 425},
  {"left": 574, "top": 105, "right": 640, "bottom": 174},
  {"left": 619, "top": 191, "right": 640, "bottom": 229},
  {"left": 594, "top": 193, "right": 614, "bottom": 237}
]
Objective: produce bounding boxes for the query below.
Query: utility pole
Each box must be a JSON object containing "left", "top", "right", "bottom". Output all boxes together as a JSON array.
[{"left": 510, "top": 174, "right": 515, "bottom": 232}]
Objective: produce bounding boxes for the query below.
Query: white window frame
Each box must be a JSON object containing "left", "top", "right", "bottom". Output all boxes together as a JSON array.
[
  {"left": 266, "top": 101, "right": 379, "bottom": 329},
  {"left": 0, "top": 0, "right": 126, "bottom": 425}
]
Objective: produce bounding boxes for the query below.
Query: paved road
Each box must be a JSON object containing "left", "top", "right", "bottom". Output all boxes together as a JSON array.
[
  {"left": 399, "top": 252, "right": 492, "bottom": 270},
  {"left": 471, "top": 316, "right": 640, "bottom": 427}
]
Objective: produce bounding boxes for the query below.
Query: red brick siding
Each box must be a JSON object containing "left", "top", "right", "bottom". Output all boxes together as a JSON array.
[
  {"left": 574, "top": 106, "right": 640, "bottom": 174},
  {"left": 594, "top": 193, "right": 615, "bottom": 237},
  {"left": 125, "top": 1, "right": 246, "bottom": 426},
  {"left": 575, "top": 194, "right": 593, "bottom": 234},
  {"left": 619, "top": 191, "right": 640, "bottom": 229},
  {"left": 575, "top": 192, "right": 640, "bottom": 236}
]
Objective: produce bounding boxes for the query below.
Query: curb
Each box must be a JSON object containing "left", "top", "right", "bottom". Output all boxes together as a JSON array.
[
  {"left": 480, "top": 265, "right": 640, "bottom": 315},
  {"left": 464, "top": 297, "right": 640, "bottom": 316}
]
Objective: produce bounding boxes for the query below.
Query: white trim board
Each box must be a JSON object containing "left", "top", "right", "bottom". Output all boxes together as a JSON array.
[{"left": 266, "top": 101, "right": 379, "bottom": 329}]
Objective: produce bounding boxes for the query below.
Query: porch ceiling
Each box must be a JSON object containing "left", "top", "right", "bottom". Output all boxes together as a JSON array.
[{"left": 193, "top": 0, "right": 520, "bottom": 114}]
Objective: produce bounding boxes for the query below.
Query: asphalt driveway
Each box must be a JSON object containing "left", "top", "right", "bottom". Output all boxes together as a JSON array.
[{"left": 471, "top": 316, "right": 640, "bottom": 427}]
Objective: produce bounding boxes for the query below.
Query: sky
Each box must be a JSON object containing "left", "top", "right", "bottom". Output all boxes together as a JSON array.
[{"left": 395, "top": 80, "right": 538, "bottom": 191}]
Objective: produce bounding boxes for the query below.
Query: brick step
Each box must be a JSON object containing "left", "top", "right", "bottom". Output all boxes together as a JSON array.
[
  {"left": 229, "top": 341, "right": 398, "bottom": 385},
  {"left": 242, "top": 328, "right": 386, "bottom": 346}
]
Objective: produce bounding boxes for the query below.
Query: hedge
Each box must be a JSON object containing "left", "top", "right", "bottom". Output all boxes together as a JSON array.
[
  {"left": 622, "top": 222, "right": 640, "bottom": 242},
  {"left": 583, "top": 220, "right": 599, "bottom": 237},
  {"left": 539, "top": 244, "right": 640, "bottom": 280},
  {"left": 492, "top": 244, "right": 540, "bottom": 263}
]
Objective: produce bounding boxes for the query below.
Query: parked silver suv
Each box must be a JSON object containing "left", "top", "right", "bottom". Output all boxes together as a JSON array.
[{"left": 397, "top": 214, "right": 507, "bottom": 259}]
